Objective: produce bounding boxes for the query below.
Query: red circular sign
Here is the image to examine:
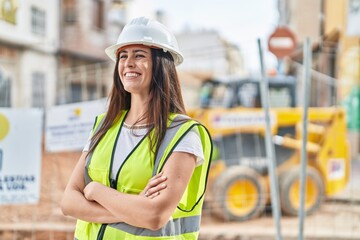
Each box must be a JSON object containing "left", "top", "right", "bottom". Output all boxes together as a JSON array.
[{"left": 268, "top": 27, "right": 297, "bottom": 59}]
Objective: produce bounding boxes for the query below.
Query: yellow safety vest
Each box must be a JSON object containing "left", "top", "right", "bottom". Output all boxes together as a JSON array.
[{"left": 74, "top": 111, "right": 212, "bottom": 240}]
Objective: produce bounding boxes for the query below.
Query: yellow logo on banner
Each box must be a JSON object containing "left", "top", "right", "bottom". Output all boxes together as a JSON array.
[
  {"left": 74, "top": 108, "right": 82, "bottom": 117},
  {"left": 0, "top": 113, "right": 10, "bottom": 141}
]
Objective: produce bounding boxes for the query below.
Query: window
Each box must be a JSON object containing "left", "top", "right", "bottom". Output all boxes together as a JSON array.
[
  {"left": 70, "top": 83, "right": 82, "bottom": 103},
  {"left": 32, "top": 72, "right": 46, "bottom": 108},
  {"left": 87, "top": 85, "right": 97, "bottom": 100},
  {"left": 63, "top": 0, "right": 76, "bottom": 24},
  {"left": 269, "top": 87, "right": 292, "bottom": 108},
  {"left": 0, "top": 72, "right": 11, "bottom": 107},
  {"left": 31, "top": 6, "right": 46, "bottom": 36},
  {"left": 93, "top": 0, "right": 104, "bottom": 29},
  {"left": 69, "top": 83, "right": 106, "bottom": 103}
]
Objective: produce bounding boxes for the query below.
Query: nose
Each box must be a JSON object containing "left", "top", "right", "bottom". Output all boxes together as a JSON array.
[{"left": 124, "top": 56, "right": 135, "bottom": 68}]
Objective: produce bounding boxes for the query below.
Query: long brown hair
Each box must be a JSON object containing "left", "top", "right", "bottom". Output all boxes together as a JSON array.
[{"left": 87, "top": 47, "right": 186, "bottom": 156}]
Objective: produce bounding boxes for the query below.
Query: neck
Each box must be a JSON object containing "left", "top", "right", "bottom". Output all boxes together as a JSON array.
[{"left": 126, "top": 94, "right": 149, "bottom": 125}]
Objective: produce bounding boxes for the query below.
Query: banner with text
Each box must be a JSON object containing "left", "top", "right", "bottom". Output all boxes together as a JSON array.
[
  {"left": 45, "top": 99, "right": 107, "bottom": 152},
  {"left": 0, "top": 108, "right": 43, "bottom": 205}
]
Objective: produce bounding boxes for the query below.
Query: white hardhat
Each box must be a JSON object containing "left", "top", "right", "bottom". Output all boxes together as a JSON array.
[{"left": 105, "top": 17, "right": 183, "bottom": 66}]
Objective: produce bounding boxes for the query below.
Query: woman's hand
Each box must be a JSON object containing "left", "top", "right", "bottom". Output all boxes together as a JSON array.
[
  {"left": 83, "top": 172, "right": 167, "bottom": 202},
  {"left": 140, "top": 172, "right": 167, "bottom": 199}
]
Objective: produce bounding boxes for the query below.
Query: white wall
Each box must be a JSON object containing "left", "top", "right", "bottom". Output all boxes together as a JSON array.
[{"left": 19, "top": 50, "right": 57, "bottom": 108}]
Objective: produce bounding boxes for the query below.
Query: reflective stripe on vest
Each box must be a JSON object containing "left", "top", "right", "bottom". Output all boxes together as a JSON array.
[
  {"left": 152, "top": 114, "right": 190, "bottom": 177},
  {"left": 109, "top": 215, "right": 200, "bottom": 237}
]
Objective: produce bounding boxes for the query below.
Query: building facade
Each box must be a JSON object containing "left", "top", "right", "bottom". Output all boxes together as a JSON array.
[
  {"left": 0, "top": 0, "right": 140, "bottom": 107},
  {"left": 0, "top": 0, "right": 59, "bottom": 108},
  {"left": 1, "top": 0, "right": 247, "bottom": 111},
  {"left": 57, "top": 0, "right": 117, "bottom": 104}
]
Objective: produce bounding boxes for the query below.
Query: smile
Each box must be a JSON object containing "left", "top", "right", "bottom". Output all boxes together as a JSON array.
[{"left": 125, "top": 72, "right": 140, "bottom": 77}]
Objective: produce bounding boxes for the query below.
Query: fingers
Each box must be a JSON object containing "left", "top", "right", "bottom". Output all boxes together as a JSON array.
[
  {"left": 143, "top": 172, "right": 168, "bottom": 199},
  {"left": 146, "top": 172, "right": 167, "bottom": 189},
  {"left": 146, "top": 190, "right": 159, "bottom": 199},
  {"left": 145, "top": 181, "right": 167, "bottom": 198}
]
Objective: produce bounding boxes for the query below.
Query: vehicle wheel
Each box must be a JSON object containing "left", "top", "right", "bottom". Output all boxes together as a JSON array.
[
  {"left": 211, "top": 166, "right": 266, "bottom": 221},
  {"left": 279, "top": 166, "right": 324, "bottom": 216}
]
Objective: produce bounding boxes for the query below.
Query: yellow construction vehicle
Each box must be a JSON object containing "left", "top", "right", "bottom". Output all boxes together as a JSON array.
[{"left": 188, "top": 76, "right": 350, "bottom": 221}]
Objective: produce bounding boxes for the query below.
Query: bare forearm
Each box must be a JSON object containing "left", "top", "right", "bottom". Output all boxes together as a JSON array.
[
  {"left": 89, "top": 184, "right": 163, "bottom": 230},
  {"left": 61, "top": 189, "right": 122, "bottom": 224}
]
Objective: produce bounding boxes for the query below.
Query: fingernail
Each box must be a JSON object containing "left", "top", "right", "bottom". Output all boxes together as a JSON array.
[
  {"left": 161, "top": 184, "right": 166, "bottom": 187},
  {"left": 162, "top": 176, "right": 167, "bottom": 180}
]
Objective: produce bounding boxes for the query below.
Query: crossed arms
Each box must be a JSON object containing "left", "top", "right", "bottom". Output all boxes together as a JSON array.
[{"left": 61, "top": 151, "right": 196, "bottom": 230}]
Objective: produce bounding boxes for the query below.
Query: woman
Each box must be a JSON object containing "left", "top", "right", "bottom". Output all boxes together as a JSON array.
[{"left": 61, "top": 16, "right": 212, "bottom": 240}]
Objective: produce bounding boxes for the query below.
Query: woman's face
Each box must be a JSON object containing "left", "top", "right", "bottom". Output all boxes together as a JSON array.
[{"left": 118, "top": 45, "right": 153, "bottom": 96}]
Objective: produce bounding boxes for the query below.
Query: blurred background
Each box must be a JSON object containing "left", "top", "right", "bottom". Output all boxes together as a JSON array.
[{"left": 0, "top": 0, "right": 359, "bottom": 239}]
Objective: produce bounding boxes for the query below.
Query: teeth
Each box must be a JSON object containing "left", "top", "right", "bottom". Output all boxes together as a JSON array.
[{"left": 125, "top": 73, "right": 139, "bottom": 77}]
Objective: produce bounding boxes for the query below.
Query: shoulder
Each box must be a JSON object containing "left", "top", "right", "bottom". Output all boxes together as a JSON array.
[
  {"left": 169, "top": 113, "right": 189, "bottom": 121},
  {"left": 170, "top": 113, "right": 200, "bottom": 125},
  {"left": 169, "top": 113, "right": 212, "bottom": 135}
]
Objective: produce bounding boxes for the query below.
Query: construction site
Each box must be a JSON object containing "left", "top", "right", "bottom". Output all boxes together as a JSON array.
[{"left": 1, "top": 0, "right": 360, "bottom": 239}]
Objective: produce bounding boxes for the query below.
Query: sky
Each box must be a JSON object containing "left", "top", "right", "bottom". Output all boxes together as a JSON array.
[{"left": 152, "top": 0, "right": 280, "bottom": 73}]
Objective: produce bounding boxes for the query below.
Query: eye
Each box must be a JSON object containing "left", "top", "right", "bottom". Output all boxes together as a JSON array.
[
  {"left": 119, "top": 54, "right": 127, "bottom": 59},
  {"left": 135, "top": 54, "right": 145, "bottom": 58}
]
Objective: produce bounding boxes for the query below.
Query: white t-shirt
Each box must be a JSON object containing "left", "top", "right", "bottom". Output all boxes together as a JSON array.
[{"left": 83, "top": 124, "right": 204, "bottom": 179}]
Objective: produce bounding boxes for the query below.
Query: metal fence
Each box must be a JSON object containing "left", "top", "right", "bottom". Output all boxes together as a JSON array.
[{"left": 197, "top": 62, "right": 360, "bottom": 240}]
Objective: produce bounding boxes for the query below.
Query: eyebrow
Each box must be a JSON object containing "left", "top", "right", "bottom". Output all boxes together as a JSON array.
[{"left": 119, "top": 49, "right": 149, "bottom": 54}]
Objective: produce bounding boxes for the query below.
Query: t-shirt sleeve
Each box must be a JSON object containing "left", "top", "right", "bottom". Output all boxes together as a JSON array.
[{"left": 173, "top": 127, "right": 204, "bottom": 167}]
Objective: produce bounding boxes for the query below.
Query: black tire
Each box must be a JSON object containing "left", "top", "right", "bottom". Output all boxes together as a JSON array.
[
  {"left": 279, "top": 166, "right": 324, "bottom": 216},
  {"left": 211, "top": 166, "right": 267, "bottom": 221}
]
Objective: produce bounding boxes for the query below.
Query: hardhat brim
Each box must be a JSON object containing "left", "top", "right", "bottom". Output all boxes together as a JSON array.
[{"left": 105, "top": 41, "right": 184, "bottom": 66}]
